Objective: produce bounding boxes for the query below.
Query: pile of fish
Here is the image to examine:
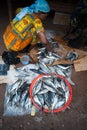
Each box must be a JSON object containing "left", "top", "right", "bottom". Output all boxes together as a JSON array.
[
  {"left": 37, "top": 46, "right": 63, "bottom": 64},
  {"left": 4, "top": 80, "right": 32, "bottom": 116},
  {"left": 32, "top": 75, "right": 70, "bottom": 111},
  {"left": 45, "top": 29, "right": 78, "bottom": 60},
  {"left": 30, "top": 62, "right": 74, "bottom": 85},
  {"left": 3, "top": 30, "right": 76, "bottom": 116},
  {"left": 4, "top": 62, "right": 74, "bottom": 116},
  {"left": 37, "top": 30, "right": 78, "bottom": 64},
  {"left": 4, "top": 64, "right": 39, "bottom": 116},
  {"left": 37, "top": 43, "right": 78, "bottom": 64}
]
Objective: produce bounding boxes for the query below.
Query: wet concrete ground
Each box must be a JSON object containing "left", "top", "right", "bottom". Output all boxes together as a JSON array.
[{"left": 0, "top": 1, "right": 87, "bottom": 130}]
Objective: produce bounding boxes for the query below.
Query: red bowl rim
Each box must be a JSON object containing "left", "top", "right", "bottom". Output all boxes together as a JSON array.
[{"left": 29, "top": 73, "right": 73, "bottom": 113}]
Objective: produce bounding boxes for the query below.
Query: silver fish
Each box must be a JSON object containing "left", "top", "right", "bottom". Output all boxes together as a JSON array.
[
  {"left": 38, "top": 89, "right": 49, "bottom": 94},
  {"left": 24, "top": 98, "right": 32, "bottom": 110},
  {"left": 34, "top": 95, "right": 42, "bottom": 107},
  {"left": 66, "top": 51, "right": 78, "bottom": 61},
  {"left": 33, "top": 80, "right": 42, "bottom": 95},
  {"left": 38, "top": 62, "right": 51, "bottom": 74},
  {"left": 65, "top": 91, "right": 70, "bottom": 103},
  {"left": 55, "top": 99, "right": 65, "bottom": 109},
  {"left": 43, "top": 82, "right": 55, "bottom": 93},
  {"left": 61, "top": 80, "right": 67, "bottom": 92},
  {"left": 37, "top": 94, "right": 44, "bottom": 107},
  {"left": 66, "top": 77, "right": 75, "bottom": 86},
  {"left": 51, "top": 95, "right": 58, "bottom": 110}
]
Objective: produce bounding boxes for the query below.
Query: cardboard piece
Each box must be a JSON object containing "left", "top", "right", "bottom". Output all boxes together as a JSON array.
[
  {"left": 28, "top": 46, "right": 38, "bottom": 63},
  {"left": 74, "top": 55, "right": 87, "bottom": 72},
  {"left": 52, "top": 36, "right": 87, "bottom": 68},
  {"left": 52, "top": 59, "right": 73, "bottom": 66}
]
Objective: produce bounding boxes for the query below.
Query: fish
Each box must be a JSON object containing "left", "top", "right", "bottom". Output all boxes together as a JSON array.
[
  {"left": 37, "top": 88, "right": 49, "bottom": 94},
  {"left": 39, "top": 58, "right": 50, "bottom": 64},
  {"left": 43, "top": 82, "right": 56, "bottom": 93},
  {"left": 54, "top": 66, "right": 66, "bottom": 77},
  {"left": 57, "top": 87, "right": 65, "bottom": 97},
  {"left": 4, "top": 62, "right": 73, "bottom": 115},
  {"left": 66, "top": 51, "right": 78, "bottom": 61},
  {"left": 17, "top": 82, "right": 29, "bottom": 93},
  {"left": 9, "top": 93, "right": 16, "bottom": 104},
  {"left": 38, "top": 47, "right": 46, "bottom": 51},
  {"left": 55, "top": 99, "right": 65, "bottom": 109},
  {"left": 37, "top": 45, "right": 63, "bottom": 64},
  {"left": 43, "top": 92, "right": 52, "bottom": 109},
  {"left": 10, "top": 79, "right": 27, "bottom": 93},
  {"left": 42, "top": 79, "right": 63, "bottom": 96},
  {"left": 30, "top": 68, "right": 47, "bottom": 74},
  {"left": 37, "top": 94, "right": 44, "bottom": 107},
  {"left": 33, "top": 80, "right": 42, "bottom": 95},
  {"left": 65, "top": 91, "right": 70, "bottom": 103},
  {"left": 66, "top": 77, "right": 75, "bottom": 86},
  {"left": 56, "top": 64, "right": 72, "bottom": 70},
  {"left": 21, "top": 91, "right": 29, "bottom": 108},
  {"left": 61, "top": 80, "right": 67, "bottom": 92},
  {"left": 8, "top": 79, "right": 21, "bottom": 92},
  {"left": 30, "top": 62, "right": 52, "bottom": 75},
  {"left": 24, "top": 97, "right": 32, "bottom": 110},
  {"left": 34, "top": 95, "right": 42, "bottom": 107},
  {"left": 38, "top": 62, "right": 51, "bottom": 74},
  {"left": 53, "top": 77, "right": 61, "bottom": 88},
  {"left": 20, "top": 90, "right": 29, "bottom": 107},
  {"left": 51, "top": 94, "right": 58, "bottom": 110}
]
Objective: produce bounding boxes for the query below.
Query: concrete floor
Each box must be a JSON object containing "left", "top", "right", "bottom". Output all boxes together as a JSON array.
[{"left": 0, "top": 1, "right": 87, "bottom": 130}]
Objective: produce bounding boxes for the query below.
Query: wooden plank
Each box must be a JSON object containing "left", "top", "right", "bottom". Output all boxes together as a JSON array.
[
  {"left": 53, "top": 12, "right": 70, "bottom": 25},
  {"left": 49, "top": 1, "right": 76, "bottom": 13},
  {"left": 74, "top": 49, "right": 87, "bottom": 59},
  {"left": 74, "top": 55, "right": 87, "bottom": 72}
]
